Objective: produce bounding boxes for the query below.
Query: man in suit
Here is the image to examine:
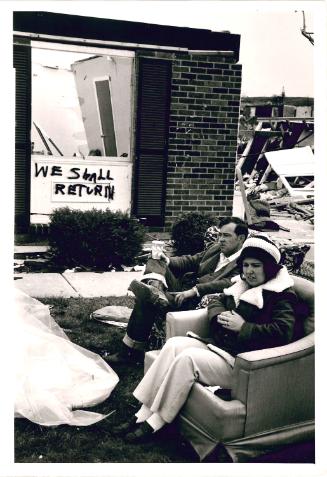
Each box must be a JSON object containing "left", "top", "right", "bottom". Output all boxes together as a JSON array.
[{"left": 107, "top": 217, "right": 248, "bottom": 364}]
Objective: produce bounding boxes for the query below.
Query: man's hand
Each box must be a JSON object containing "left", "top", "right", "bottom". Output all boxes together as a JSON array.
[
  {"left": 217, "top": 310, "right": 245, "bottom": 332},
  {"left": 158, "top": 252, "right": 170, "bottom": 265},
  {"left": 174, "top": 288, "right": 197, "bottom": 307}
]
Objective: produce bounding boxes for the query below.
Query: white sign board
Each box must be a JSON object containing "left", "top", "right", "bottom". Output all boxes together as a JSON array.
[{"left": 30, "top": 156, "right": 132, "bottom": 224}]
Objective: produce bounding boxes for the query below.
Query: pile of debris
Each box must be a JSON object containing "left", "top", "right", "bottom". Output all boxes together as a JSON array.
[
  {"left": 236, "top": 118, "right": 314, "bottom": 229},
  {"left": 269, "top": 197, "right": 314, "bottom": 224},
  {"left": 235, "top": 118, "right": 314, "bottom": 280}
]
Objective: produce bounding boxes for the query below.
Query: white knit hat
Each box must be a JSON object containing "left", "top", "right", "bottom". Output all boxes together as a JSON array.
[{"left": 240, "top": 235, "right": 281, "bottom": 264}]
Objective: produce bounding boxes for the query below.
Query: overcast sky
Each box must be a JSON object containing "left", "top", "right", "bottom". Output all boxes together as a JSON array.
[{"left": 8, "top": 0, "right": 317, "bottom": 97}]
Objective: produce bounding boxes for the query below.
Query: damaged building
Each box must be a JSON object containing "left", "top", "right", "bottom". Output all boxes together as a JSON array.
[{"left": 14, "top": 11, "right": 242, "bottom": 231}]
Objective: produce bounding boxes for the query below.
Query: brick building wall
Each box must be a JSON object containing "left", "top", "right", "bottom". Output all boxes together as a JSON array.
[
  {"left": 14, "top": 12, "right": 241, "bottom": 230},
  {"left": 164, "top": 54, "right": 242, "bottom": 231}
]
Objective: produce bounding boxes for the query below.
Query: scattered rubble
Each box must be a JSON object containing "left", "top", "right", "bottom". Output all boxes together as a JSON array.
[
  {"left": 236, "top": 118, "right": 314, "bottom": 228},
  {"left": 13, "top": 239, "right": 170, "bottom": 275},
  {"left": 270, "top": 197, "right": 314, "bottom": 223},
  {"left": 235, "top": 118, "right": 314, "bottom": 280}
]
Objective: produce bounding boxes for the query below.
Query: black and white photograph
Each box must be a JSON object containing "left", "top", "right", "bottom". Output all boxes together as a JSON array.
[{"left": 1, "top": 0, "right": 326, "bottom": 474}]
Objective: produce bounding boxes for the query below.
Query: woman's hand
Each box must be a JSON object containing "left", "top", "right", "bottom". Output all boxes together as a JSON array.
[
  {"left": 217, "top": 310, "right": 245, "bottom": 332},
  {"left": 174, "top": 288, "right": 197, "bottom": 307}
]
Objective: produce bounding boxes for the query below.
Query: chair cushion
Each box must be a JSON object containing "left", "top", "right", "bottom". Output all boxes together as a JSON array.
[
  {"left": 180, "top": 383, "right": 246, "bottom": 442},
  {"left": 144, "top": 350, "right": 159, "bottom": 373}
]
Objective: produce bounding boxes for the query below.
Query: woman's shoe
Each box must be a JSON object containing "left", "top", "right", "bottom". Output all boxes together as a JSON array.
[
  {"left": 124, "top": 421, "right": 154, "bottom": 444},
  {"left": 112, "top": 416, "right": 138, "bottom": 436}
]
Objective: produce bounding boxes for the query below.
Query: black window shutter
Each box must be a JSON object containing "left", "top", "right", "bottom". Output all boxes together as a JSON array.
[
  {"left": 14, "top": 40, "right": 31, "bottom": 230},
  {"left": 134, "top": 57, "right": 172, "bottom": 226}
]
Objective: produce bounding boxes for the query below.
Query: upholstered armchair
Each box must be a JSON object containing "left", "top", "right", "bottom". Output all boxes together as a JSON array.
[{"left": 144, "top": 275, "right": 314, "bottom": 462}]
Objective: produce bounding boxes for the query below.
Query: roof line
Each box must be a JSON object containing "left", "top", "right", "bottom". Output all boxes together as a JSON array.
[{"left": 13, "top": 31, "right": 236, "bottom": 56}]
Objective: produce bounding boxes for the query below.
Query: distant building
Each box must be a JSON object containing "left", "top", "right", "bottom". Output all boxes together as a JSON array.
[
  {"left": 241, "top": 96, "right": 313, "bottom": 120},
  {"left": 296, "top": 106, "right": 313, "bottom": 118},
  {"left": 283, "top": 105, "right": 297, "bottom": 117}
]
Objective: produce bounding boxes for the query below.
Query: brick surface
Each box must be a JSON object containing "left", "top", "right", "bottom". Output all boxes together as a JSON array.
[{"left": 163, "top": 54, "right": 242, "bottom": 230}]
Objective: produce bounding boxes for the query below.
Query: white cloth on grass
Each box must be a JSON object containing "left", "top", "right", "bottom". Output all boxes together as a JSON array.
[{"left": 15, "top": 289, "right": 119, "bottom": 426}]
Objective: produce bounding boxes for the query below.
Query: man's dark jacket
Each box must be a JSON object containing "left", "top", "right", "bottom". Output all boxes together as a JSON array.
[{"left": 168, "top": 243, "right": 240, "bottom": 296}]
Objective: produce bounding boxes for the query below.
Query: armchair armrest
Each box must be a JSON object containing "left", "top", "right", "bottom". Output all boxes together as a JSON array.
[
  {"left": 166, "top": 308, "right": 210, "bottom": 339},
  {"left": 235, "top": 333, "right": 315, "bottom": 371},
  {"left": 232, "top": 333, "right": 315, "bottom": 436}
]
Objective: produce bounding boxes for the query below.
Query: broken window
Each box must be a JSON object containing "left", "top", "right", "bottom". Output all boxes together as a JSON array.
[{"left": 31, "top": 43, "right": 133, "bottom": 159}]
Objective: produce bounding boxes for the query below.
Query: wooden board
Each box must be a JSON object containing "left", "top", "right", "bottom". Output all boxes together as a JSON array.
[{"left": 264, "top": 146, "right": 314, "bottom": 197}]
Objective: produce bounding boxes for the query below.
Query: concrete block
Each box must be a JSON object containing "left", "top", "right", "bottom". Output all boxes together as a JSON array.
[
  {"left": 14, "top": 273, "right": 79, "bottom": 298},
  {"left": 14, "top": 245, "right": 49, "bottom": 254},
  {"left": 63, "top": 271, "right": 143, "bottom": 298}
]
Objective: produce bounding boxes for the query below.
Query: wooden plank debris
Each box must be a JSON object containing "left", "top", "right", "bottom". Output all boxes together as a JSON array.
[
  {"left": 235, "top": 119, "right": 314, "bottom": 229},
  {"left": 264, "top": 146, "right": 314, "bottom": 197}
]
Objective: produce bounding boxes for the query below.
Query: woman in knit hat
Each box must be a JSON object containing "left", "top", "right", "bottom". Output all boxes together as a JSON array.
[
  {"left": 208, "top": 234, "right": 303, "bottom": 356},
  {"left": 116, "top": 235, "right": 303, "bottom": 448}
]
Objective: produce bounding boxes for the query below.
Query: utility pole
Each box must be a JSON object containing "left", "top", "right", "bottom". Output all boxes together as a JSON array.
[{"left": 299, "top": 10, "right": 314, "bottom": 45}]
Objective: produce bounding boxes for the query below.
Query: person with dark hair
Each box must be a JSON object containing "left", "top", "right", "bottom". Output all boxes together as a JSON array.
[
  {"left": 208, "top": 234, "right": 303, "bottom": 355},
  {"left": 88, "top": 149, "right": 102, "bottom": 156},
  {"left": 237, "top": 235, "right": 282, "bottom": 281},
  {"left": 106, "top": 217, "right": 249, "bottom": 364},
  {"left": 116, "top": 235, "right": 302, "bottom": 445}
]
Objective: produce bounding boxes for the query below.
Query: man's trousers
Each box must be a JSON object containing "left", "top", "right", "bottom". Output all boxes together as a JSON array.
[{"left": 123, "top": 259, "right": 198, "bottom": 350}]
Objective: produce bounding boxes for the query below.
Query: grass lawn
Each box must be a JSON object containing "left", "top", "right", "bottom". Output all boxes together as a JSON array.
[
  {"left": 14, "top": 295, "right": 200, "bottom": 463},
  {"left": 15, "top": 295, "right": 314, "bottom": 464}
]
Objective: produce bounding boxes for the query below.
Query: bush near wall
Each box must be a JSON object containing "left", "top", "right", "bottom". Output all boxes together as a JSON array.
[
  {"left": 49, "top": 208, "right": 146, "bottom": 269},
  {"left": 171, "top": 212, "right": 219, "bottom": 256}
]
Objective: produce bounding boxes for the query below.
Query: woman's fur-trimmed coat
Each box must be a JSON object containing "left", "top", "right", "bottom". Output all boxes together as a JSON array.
[{"left": 207, "top": 267, "right": 304, "bottom": 355}]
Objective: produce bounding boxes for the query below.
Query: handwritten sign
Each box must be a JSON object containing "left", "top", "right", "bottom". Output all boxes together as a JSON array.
[{"left": 30, "top": 156, "right": 132, "bottom": 224}]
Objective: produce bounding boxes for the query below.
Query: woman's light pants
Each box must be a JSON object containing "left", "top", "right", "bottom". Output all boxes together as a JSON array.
[{"left": 133, "top": 336, "right": 234, "bottom": 426}]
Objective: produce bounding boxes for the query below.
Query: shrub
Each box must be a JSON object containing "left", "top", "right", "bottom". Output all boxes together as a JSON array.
[
  {"left": 48, "top": 207, "right": 146, "bottom": 269},
  {"left": 171, "top": 212, "right": 219, "bottom": 256}
]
